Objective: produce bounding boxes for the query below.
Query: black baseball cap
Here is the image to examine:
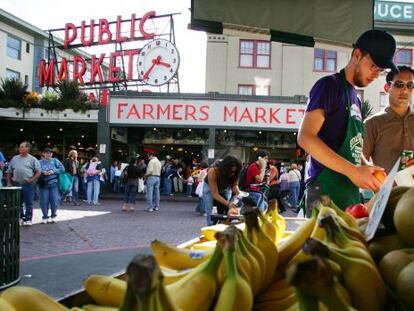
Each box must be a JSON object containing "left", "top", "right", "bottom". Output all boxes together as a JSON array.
[
  {"left": 353, "top": 29, "right": 398, "bottom": 72},
  {"left": 43, "top": 147, "right": 53, "bottom": 153}
]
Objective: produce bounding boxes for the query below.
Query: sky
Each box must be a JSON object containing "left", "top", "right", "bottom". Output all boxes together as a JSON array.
[{"left": 0, "top": 0, "right": 207, "bottom": 93}]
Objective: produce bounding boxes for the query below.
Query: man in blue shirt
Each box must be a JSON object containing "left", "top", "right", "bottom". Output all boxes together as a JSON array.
[{"left": 298, "top": 30, "right": 398, "bottom": 216}]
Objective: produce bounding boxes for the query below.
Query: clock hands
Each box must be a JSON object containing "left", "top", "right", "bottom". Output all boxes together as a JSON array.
[
  {"left": 142, "top": 55, "right": 161, "bottom": 80},
  {"left": 142, "top": 55, "right": 171, "bottom": 80}
]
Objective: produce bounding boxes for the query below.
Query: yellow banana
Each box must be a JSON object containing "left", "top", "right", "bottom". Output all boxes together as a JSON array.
[
  {"left": 254, "top": 293, "right": 297, "bottom": 311},
  {"left": 151, "top": 240, "right": 212, "bottom": 270},
  {"left": 166, "top": 241, "right": 223, "bottom": 311},
  {"left": 213, "top": 228, "right": 253, "bottom": 311},
  {"left": 0, "top": 298, "right": 16, "bottom": 311},
  {"left": 242, "top": 205, "right": 278, "bottom": 291},
  {"left": 200, "top": 224, "right": 228, "bottom": 241},
  {"left": 320, "top": 195, "right": 358, "bottom": 229},
  {"left": 1, "top": 286, "right": 68, "bottom": 311},
  {"left": 257, "top": 209, "right": 277, "bottom": 243},
  {"left": 119, "top": 254, "right": 179, "bottom": 311},
  {"left": 255, "top": 278, "right": 294, "bottom": 303},
  {"left": 304, "top": 238, "right": 387, "bottom": 311},
  {"left": 160, "top": 266, "right": 192, "bottom": 285},
  {"left": 191, "top": 240, "right": 216, "bottom": 250},
  {"left": 81, "top": 305, "right": 118, "bottom": 311},
  {"left": 83, "top": 274, "right": 126, "bottom": 308}
]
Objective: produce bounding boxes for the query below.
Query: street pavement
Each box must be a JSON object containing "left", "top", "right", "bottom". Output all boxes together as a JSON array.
[{"left": 7, "top": 193, "right": 301, "bottom": 302}]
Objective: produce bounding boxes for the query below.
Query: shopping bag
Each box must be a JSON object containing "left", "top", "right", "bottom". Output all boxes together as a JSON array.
[{"left": 59, "top": 172, "right": 73, "bottom": 194}]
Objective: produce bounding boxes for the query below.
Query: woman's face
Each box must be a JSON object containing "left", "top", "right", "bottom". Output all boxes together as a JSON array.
[{"left": 229, "top": 166, "right": 238, "bottom": 177}]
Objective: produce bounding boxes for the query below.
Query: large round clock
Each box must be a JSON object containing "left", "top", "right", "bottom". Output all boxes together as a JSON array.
[{"left": 137, "top": 39, "right": 180, "bottom": 86}]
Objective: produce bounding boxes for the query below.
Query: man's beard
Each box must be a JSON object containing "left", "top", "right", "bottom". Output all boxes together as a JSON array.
[{"left": 353, "top": 66, "right": 366, "bottom": 87}]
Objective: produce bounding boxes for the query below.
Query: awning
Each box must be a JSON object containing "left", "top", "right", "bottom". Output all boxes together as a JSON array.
[{"left": 190, "top": 0, "right": 374, "bottom": 47}]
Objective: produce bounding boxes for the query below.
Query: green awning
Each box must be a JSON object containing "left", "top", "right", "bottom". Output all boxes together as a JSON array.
[{"left": 190, "top": 0, "right": 374, "bottom": 47}]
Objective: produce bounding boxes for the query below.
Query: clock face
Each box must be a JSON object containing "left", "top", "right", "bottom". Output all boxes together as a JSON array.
[{"left": 137, "top": 39, "right": 180, "bottom": 86}]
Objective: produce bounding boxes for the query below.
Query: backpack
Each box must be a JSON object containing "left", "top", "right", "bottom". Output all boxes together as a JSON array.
[
  {"left": 86, "top": 162, "right": 99, "bottom": 176},
  {"left": 238, "top": 166, "right": 248, "bottom": 191}
]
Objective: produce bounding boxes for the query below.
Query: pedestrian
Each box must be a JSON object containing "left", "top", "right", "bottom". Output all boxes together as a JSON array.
[
  {"left": 85, "top": 156, "right": 103, "bottom": 205},
  {"left": 268, "top": 159, "right": 285, "bottom": 213},
  {"left": 363, "top": 66, "right": 414, "bottom": 173},
  {"left": 38, "top": 147, "right": 65, "bottom": 223},
  {"left": 113, "top": 162, "right": 123, "bottom": 193},
  {"left": 63, "top": 150, "right": 81, "bottom": 206},
  {"left": 298, "top": 29, "right": 397, "bottom": 216},
  {"left": 244, "top": 150, "right": 269, "bottom": 211},
  {"left": 6, "top": 141, "right": 41, "bottom": 226},
  {"left": 202, "top": 155, "right": 241, "bottom": 226},
  {"left": 288, "top": 163, "right": 301, "bottom": 210},
  {"left": 144, "top": 152, "right": 162, "bottom": 212},
  {"left": 137, "top": 157, "right": 147, "bottom": 194},
  {"left": 122, "top": 158, "right": 142, "bottom": 212},
  {"left": 185, "top": 173, "right": 194, "bottom": 197},
  {"left": 194, "top": 161, "right": 208, "bottom": 215},
  {"left": 109, "top": 160, "right": 118, "bottom": 192}
]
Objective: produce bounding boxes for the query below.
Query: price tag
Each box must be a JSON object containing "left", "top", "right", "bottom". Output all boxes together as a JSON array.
[{"left": 364, "top": 159, "right": 400, "bottom": 241}]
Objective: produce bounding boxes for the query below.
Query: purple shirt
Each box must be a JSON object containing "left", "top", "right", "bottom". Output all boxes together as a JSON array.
[{"left": 305, "top": 73, "right": 362, "bottom": 183}]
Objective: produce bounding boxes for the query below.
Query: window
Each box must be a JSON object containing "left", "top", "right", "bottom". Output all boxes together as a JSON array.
[
  {"left": 24, "top": 75, "right": 29, "bottom": 86},
  {"left": 379, "top": 92, "right": 388, "bottom": 108},
  {"left": 238, "top": 84, "right": 270, "bottom": 96},
  {"left": 26, "top": 43, "right": 30, "bottom": 53},
  {"left": 7, "top": 35, "right": 21, "bottom": 60},
  {"left": 395, "top": 48, "right": 412, "bottom": 66},
  {"left": 239, "top": 40, "right": 271, "bottom": 69},
  {"left": 6, "top": 69, "right": 20, "bottom": 80},
  {"left": 314, "top": 48, "right": 337, "bottom": 72}
]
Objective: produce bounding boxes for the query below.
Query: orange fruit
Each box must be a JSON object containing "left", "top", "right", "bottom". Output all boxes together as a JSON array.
[{"left": 373, "top": 171, "right": 387, "bottom": 183}]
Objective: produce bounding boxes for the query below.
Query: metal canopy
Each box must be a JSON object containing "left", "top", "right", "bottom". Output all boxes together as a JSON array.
[{"left": 190, "top": 0, "right": 374, "bottom": 47}]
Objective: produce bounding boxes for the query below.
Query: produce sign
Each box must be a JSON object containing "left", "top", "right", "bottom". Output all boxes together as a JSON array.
[{"left": 365, "top": 159, "right": 400, "bottom": 241}]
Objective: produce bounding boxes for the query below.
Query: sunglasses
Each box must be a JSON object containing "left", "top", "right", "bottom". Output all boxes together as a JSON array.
[{"left": 391, "top": 81, "right": 414, "bottom": 90}]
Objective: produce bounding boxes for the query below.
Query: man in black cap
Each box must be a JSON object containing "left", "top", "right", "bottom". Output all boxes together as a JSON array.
[{"left": 298, "top": 29, "right": 398, "bottom": 216}]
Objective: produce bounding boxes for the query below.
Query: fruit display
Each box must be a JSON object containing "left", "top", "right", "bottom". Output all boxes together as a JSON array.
[{"left": 1, "top": 189, "right": 414, "bottom": 310}]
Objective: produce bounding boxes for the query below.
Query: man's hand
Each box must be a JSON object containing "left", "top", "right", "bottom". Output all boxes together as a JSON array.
[
  {"left": 24, "top": 177, "right": 34, "bottom": 184},
  {"left": 406, "top": 158, "right": 414, "bottom": 168},
  {"left": 347, "top": 165, "right": 384, "bottom": 192},
  {"left": 258, "top": 157, "right": 267, "bottom": 169}
]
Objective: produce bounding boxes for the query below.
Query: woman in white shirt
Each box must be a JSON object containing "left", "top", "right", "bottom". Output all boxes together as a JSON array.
[{"left": 288, "top": 163, "right": 301, "bottom": 209}]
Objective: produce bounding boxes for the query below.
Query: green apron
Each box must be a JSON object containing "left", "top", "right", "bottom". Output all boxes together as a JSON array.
[{"left": 315, "top": 69, "right": 364, "bottom": 210}]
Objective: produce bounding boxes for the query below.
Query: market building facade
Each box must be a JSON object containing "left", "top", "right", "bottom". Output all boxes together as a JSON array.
[{"left": 1, "top": 1, "right": 414, "bottom": 167}]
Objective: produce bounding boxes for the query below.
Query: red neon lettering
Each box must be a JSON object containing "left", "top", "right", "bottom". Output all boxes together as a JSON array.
[
  {"left": 39, "top": 59, "right": 55, "bottom": 87},
  {"left": 64, "top": 23, "right": 77, "bottom": 49},
  {"left": 73, "top": 56, "right": 87, "bottom": 85},
  {"left": 90, "top": 54, "right": 105, "bottom": 84},
  {"left": 124, "top": 49, "right": 139, "bottom": 80},
  {"left": 269, "top": 108, "right": 281, "bottom": 124},
  {"left": 57, "top": 57, "right": 68, "bottom": 81},
  {"left": 255, "top": 107, "right": 267, "bottom": 123},
  {"left": 126, "top": 105, "right": 141, "bottom": 119},
  {"left": 143, "top": 104, "right": 154, "bottom": 119},
  {"left": 184, "top": 105, "right": 197, "bottom": 121},
  {"left": 199, "top": 106, "right": 210, "bottom": 121},
  {"left": 139, "top": 11, "right": 156, "bottom": 39},
  {"left": 223, "top": 106, "right": 237, "bottom": 122},
  {"left": 239, "top": 108, "right": 254, "bottom": 123},
  {"left": 117, "top": 102, "right": 128, "bottom": 118},
  {"left": 116, "top": 16, "right": 128, "bottom": 42},
  {"left": 80, "top": 20, "right": 95, "bottom": 46},
  {"left": 108, "top": 52, "right": 121, "bottom": 83},
  {"left": 98, "top": 19, "right": 112, "bottom": 44},
  {"left": 157, "top": 104, "right": 171, "bottom": 119},
  {"left": 130, "top": 14, "right": 136, "bottom": 41},
  {"left": 172, "top": 104, "right": 183, "bottom": 120},
  {"left": 286, "top": 109, "right": 296, "bottom": 124}
]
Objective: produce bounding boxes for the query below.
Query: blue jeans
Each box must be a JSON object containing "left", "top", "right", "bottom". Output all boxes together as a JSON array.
[
  {"left": 113, "top": 176, "right": 121, "bottom": 193},
  {"left": 163, "top": 178, "right": 172, "bottom": 195},
  {"left": 186, "top": 184, "right": 193, "bottom": 197},
  {"left": 13, "top": 181, "right": 36, "bottom": 221},
  {"left": 124, "top": 181, "right": 138, "bottom": 204},
  {"left": 202, "top": 182, "right": 231, "bottom": 226},
  {"left": 39, "top": 182, "right": 60, "bottom": 219},
  {"left": 87, "top": 178, "right": 100, "bottom": 204},
  {"left": 247, "top": 191, "right": 267, "bottom": 212},
  {"left": 146, "top": 176, "right": 160, "bottom": 210},
  {"left": 70, "top": 175, "right": 79, "bottom": 204},
  {"left": 289, "top": 181, "right": 300, "bottom": 208}
]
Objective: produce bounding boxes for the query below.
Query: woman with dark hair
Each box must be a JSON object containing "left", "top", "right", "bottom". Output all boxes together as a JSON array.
[
  {"left": 122, "top": 158, "right": 141, "bottom": 212},
  {"left": 202, "top": 155, "right": 242, "bottom": 225}
]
